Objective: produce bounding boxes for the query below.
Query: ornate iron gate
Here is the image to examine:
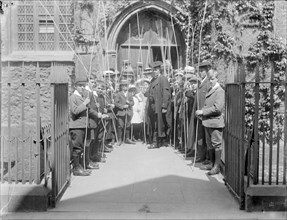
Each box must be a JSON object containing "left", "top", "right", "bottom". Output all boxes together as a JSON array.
[{"left": 50, "top": 62, "right": 70, "bottom": 207}]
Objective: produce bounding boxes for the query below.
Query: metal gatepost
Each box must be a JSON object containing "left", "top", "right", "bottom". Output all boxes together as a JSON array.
[{"left": 50, "top": 62, "right": 70, "bottom": 207}]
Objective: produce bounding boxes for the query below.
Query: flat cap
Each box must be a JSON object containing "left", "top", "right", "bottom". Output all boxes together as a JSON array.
[
  {"left": 198, "top": 61, "right": 211, "bottom": 68},
  {"left": 149, "top": 61, "right": 163, "bottom": 69},
  {"left": 75, "top": 77, "right": 88, "bottom": 85}
]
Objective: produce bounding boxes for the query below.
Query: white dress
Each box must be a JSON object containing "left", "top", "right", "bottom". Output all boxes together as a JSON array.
[{"left": 131, "top": 94, "right": 144, "bottom": 124}]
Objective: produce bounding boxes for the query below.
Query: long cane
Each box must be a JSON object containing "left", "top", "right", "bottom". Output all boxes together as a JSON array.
[
  {"left": 111, "top": 117, "right": 119, "bottom": 144},
  {"left": 83, "top": 110, "right": 89, "bottom": 170},
  {"left": 183, "top": 99, "right": 187, "bottom": 159},
  {"left": 101, "top": 120, "right": 107, "bottom": 158},
  {"left": 173, "top": 94, "right": 177, "bottom": 149},
  {"left": 143, "top": 110, "right": 147, "bottom": 144},
  {"left": 123, "top": 109, "right": 128, "bottom": 146}
]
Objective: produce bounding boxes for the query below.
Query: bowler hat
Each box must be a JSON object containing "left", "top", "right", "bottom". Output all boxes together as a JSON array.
[{"left": 149, "top": 61, "right": 163, "bottom": 69}]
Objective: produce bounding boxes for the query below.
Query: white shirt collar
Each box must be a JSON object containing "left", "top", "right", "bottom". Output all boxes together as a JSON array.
[
  {"left": 74, "top": 90, "right": 82, "bottom": 97},
  {"left": 212, "top": 82, "right": 220, "bottom": 90}
]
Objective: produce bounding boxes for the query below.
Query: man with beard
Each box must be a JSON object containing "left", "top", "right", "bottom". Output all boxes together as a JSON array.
[{"left": 145, "top": 61, "right": 171, "bottom": 149}]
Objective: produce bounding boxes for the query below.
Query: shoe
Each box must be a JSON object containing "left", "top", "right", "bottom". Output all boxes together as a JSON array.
[
  {"left": 202, "top": 159, "right": 211, "bottom": 165},
  {"left": 199, "top": 163, "right": 213, "bottom": 170},
  {"left": 207, "top": 164, "right": 220, "bottom": 175},
  {"left": 186, "top": 150, "right": 195, "bottom": 157},
  {"left": 104, "top": 146, "right": 112, "bottom": 153},
  {"left": 147, "top": 144, "right": 159, "bottom": 149},
  {"left": 73, "top": 168, "right": 91, "bottom": 176},
  {"left": 207, "top": 150, "right": 222, "bottom": 175},
  {"left": 125, "top": 139, "right": 135, "bottom": 144},
  {"left": 195, "top": 157, "right": 205, "bottom": 163},
  {"left": 86, "top": 162, "right": 99, "bottom": 169}
]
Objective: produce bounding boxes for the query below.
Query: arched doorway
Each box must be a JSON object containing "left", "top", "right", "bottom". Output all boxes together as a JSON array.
[{"left": 107, "top": 1, "right": 185, "bottom": 74}]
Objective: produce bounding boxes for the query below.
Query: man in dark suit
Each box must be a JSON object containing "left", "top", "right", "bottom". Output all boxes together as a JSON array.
[
  {"left": 195, "top": 70, "right": 225, "bottom": 175},
  {"left": 114, "top": 80, "right": 135, "bottom": 145},
  {"left": 145, "top": 61, "right": 171, "bottom": 149}
]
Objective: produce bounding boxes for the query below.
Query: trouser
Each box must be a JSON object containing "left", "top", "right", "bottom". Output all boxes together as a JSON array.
[
  {"left": 196, "top": 121, "right": 208, "bottom": 159},
  {"left": 70, "top": 129, "right": 91, "bottom": 168},
  {"left": 204, "top": 127, "right": 223, "bottom": 151},
  {"left": 117, "top": 114, "right": 132, "bottom": 141}
]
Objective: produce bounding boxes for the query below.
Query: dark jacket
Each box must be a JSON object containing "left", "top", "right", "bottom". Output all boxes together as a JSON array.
[
  {"left": 69, "top": 90, "right": 98, "bottom": 129},
  {"left": 114, "top": 90, "right": 134, "bottom": 117}
]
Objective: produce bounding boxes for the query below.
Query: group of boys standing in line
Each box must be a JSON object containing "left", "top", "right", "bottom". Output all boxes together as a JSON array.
[{"left": 69, "top": 60, "right": 225, "bottom": 177}]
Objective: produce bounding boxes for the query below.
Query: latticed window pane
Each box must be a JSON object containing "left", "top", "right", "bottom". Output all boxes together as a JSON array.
[
  {"left": 18, "top": 15, "right": 25, "bottom": 23},
  {"left": 18, "top": 33, "right": 25, "bottom": 41},
  {"left": 18, "top": 24, "right": 25, "bottom": 32},
  {"left": 18, "top": 6, "right": 25, "bottom": 14},
  {"left": 26, "top": 15, "right": 33, "bottom": 23},
  {"left": 59, "top": 24, "right": 67, "bottom": 33},
  {"left": 60, "top": 42, "right": 69, "bottom": 50},
  {"left": 27, "top": 43, "right": 34, "bottom": 50},
  {"left": 25, "top": 6, "right": 33, "bottom": 14},
  {"left": 26, "top": 33, "right": 33, "bottom": 41},
  {"left": 26, "top": 24, "right": 33, "bottom": 32},
  {"left": 47, "top": 33, "right": 54, "bottom": 41},
  {"left": 39, "top": 33, "right": 46, "bottom": 41},
  {"left": 18, "top": 42, "right": 25, "bottom": 50}
]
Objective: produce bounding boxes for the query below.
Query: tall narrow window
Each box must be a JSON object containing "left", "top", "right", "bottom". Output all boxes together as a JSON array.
[
  {"left": 17, "top": 1, "right": 34, "bottom": 50},
  {"left": 58, "top": 0, "right": 73, "bottom": 51},
  {"left": 38, "top": 1, "right": 55, "bottom": 50}
]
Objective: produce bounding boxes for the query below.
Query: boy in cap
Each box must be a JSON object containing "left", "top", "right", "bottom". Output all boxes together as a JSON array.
[{"left": 114, "top": 79, "right": 135, "bottom": 145}]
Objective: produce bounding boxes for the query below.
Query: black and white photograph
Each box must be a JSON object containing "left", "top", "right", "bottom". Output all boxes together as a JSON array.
[{"left": 0, "top": 0, "right": 286, "bottom": 219}]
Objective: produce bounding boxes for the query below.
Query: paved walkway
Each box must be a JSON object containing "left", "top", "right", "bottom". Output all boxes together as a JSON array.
[{"left": 3, "top": 143, "right": 286, "bottom": 219}]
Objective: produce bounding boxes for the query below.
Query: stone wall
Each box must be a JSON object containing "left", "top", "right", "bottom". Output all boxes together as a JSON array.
[{"left": 1, "top": 61, "right": 74, "bottom": 138}]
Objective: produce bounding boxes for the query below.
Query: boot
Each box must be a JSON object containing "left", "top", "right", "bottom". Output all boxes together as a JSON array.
[
  {"left": 73, "top": 153, "right": 90, "bottom": 176},
  {"left": 207, "top": 149, "right": 221, "bottom": 175},
  {"left": 200, "top": 149, "right": 215, "bottom": 170}
]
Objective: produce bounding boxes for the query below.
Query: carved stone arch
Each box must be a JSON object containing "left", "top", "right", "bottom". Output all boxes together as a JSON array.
[{"left": 107, "top": 0, "right": 186, "bottom": 73}]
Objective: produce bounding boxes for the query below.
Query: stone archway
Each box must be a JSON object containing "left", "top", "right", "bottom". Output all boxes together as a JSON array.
[{"left": 107, "top": 0, "right": 186, "bottom": 73}]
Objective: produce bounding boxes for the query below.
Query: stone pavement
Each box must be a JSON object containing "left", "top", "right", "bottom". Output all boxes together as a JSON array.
[{"left": 2, "top": 142, "right": 286, "bottom": 219}]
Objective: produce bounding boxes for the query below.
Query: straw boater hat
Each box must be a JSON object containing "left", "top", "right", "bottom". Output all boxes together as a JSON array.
[
  {"left": 128, "top": 85, "right": 137, "bottom": 93},
  {"left": 103, "top": 70, "right": 115, "bottom": 78},
  {"left": 184, "top": 66, "right": 195, "bottom": 73},
  {"left": 119, "top": 79, "right": 129, "bottom": 85},
  {"left": 143, "top": 67, "right": 152, "bottom": 75},
  {"left": 174, "top": 70, "right": 184, "bottom": 77}
]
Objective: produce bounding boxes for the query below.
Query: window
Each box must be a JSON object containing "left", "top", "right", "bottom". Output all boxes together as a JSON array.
[
  {"left": 17, "top": 1, "right": 34, "bottom": 50},
  {"left": 16, "top": 1, "right": 73, "bottom": 51},
  {"left": 58, "top": 0, "right": 73, "bottom": 51},
  {"left": 38, "top": 2, "right": 55, "bottom": 50}
]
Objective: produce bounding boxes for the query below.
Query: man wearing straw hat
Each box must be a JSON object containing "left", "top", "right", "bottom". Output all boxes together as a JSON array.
[{"left": 114, "top": 79, "right": 135, "bottom": 145}]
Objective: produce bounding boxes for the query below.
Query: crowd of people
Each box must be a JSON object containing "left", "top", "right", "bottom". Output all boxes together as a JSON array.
[{"left": 69, "top": 60, "right": 225, "bottom": 177}]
